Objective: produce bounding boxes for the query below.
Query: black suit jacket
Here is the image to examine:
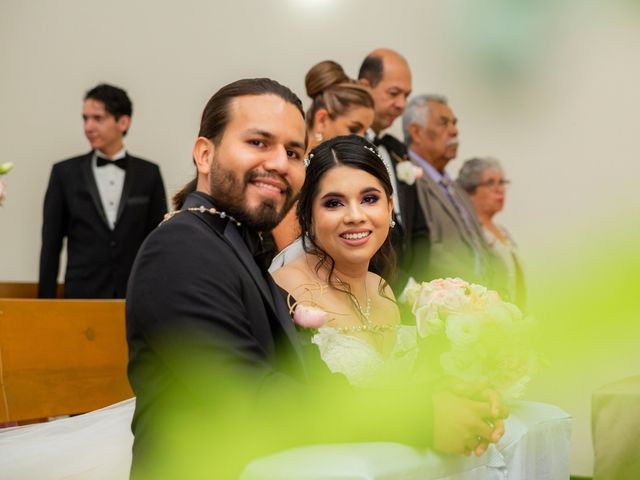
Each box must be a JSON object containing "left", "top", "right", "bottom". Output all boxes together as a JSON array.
[
  {"left": 38, "top": 151, "right": 167, "bottom": 298},
  {"left": 373, "top": 135, "right": 428, "bottom": 293},
  {"left": 126, "top": 192, "right": 306, "bottom": 476}
]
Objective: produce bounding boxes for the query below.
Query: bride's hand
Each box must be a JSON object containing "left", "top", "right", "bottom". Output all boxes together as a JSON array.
[
  {"left": 452, "top": 382, "right": 509, "bottom": 419},
  {"left": 451, "top": 382, "right": 508, "bottom": 456},
  {"left": 431, "top": 390, "right": 503, "bottom": 456}
]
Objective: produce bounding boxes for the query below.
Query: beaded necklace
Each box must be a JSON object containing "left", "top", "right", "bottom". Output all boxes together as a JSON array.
[
  {"left": 161, "top": 206, "right": 241, "bottom": 226},
  {"left": 333, "top": 276, "right": 398, "bottom": 335}
]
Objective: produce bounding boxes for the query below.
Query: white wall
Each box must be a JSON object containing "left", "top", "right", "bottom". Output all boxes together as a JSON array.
[{"left": 1, "top": 0, "right": 639, "bottom": 475}]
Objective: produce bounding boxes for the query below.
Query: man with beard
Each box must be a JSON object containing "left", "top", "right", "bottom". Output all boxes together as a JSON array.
[
  {"left": 126, "top": 79, "right": 309, "bottom": 477},
  {"left": 402, "top": 94, "right": 501, "bottom": 289}
]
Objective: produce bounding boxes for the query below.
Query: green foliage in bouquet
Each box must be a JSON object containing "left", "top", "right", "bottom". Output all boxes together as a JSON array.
[{"left": 402, "top": 278, "right": 539, "bottom": 403}]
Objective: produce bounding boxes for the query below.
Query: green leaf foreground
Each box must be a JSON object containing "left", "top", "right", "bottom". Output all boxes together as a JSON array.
[{"left": 0, "top": 162, "right": 14, "bottom": 175}]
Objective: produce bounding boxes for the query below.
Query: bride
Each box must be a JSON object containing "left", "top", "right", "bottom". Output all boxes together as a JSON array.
[
  {"left": 272, "top": 134, "right": 505, "bottom": 452},
  {"left": 272, "top": 135, "right": 417, "bottom": 388}
]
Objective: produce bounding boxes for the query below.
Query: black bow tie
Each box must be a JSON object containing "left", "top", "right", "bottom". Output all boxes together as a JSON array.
[{"left": 96, "top": 156, "right": 127, "bottom": 170}]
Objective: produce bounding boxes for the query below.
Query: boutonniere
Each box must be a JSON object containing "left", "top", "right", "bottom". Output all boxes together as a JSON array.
[{"left": 396, "top": 160, "right": 424, "bottom": 185}]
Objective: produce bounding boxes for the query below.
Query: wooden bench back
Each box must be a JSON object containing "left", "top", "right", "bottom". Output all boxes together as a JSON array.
[
  {"left": 0, "top": 282, "right": 64, "bottom": 298},
  {"left": 0, "top": 299, "right": 132, "bottom": 423}
]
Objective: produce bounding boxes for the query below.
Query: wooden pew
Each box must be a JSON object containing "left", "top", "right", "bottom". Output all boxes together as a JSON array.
[
  {"left": 0, "top": 282, "right": 64, "bottom": 298},
  {"left": 0, "top": 298, "right": 132, "bottom": 423}
]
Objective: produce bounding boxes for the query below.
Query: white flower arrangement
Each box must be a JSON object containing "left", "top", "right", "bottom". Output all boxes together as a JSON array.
[
  {"left": 395, "top": 161, "right": 424, "bottom": 185},
  {"left": 0, "top": 162, "right": 14, "bottom": 206},
  {"left": 402, "top": 277, "right": 538, "bottom": 402}
]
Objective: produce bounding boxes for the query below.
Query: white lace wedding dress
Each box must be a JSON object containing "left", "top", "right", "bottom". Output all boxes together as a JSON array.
[{"left": 311, "top": 325, "right": 418, "bottom": 388}]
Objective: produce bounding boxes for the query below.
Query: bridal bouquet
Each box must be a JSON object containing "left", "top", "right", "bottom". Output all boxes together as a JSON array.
[
  {"left": 0, "top": 162, "right": 14, "bottom": 206},
  {"left": 402, "top": 278, "right": 537, "bottom": 401}
]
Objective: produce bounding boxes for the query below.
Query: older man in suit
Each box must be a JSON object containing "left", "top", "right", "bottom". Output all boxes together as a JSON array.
[
  {"left": 358, "top": 48, "right": 426, "bottom": 290},
  {"left": 38, "top": 84, "right": 166, "bottom": 298},
  {"left": 402, "top": 94, "right": 504, "bottom": 291}
]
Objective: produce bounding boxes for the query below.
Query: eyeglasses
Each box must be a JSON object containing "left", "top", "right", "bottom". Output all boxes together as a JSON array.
[{"left": 476, "top": 179, "right": 511, "bottom": 189}]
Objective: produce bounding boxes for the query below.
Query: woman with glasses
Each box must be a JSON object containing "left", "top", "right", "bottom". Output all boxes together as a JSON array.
[{"left": 458, "top": 157, "right": 525, "bottom": 309}]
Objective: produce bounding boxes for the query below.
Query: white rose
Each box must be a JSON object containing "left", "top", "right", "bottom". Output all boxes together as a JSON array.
[
  {"left": 396, "top": 161, "right": 421, "bottom": 185},
  {"left": 398, "top": 277, "right": 420, "bottom": 306},
  {"left": 415, "top": 305, "right": 443, "bottom": 337},
  {"left": 440, "top": 348, "right": 483, "bottom": 381},
  {"left": 486, "top": 303, "right": 513, "bottom": 328},
  {"left": 445, "top": 312, "right": 481, "bottom": 346}
]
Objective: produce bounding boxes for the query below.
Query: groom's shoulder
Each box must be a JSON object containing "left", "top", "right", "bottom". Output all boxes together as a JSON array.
[
  {"left": 135, "top": 212, "right": 231, "bottom": 270},
  {"left": 148, "top": 211, "right": 223, "bottom": 243}
]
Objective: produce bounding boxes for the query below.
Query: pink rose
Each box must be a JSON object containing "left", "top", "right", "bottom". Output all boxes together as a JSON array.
[
  {"left": 293, "top": 305, "right": 328, "bottom": 329},
  {"left": 0, "top": 179, "right": 5, "bottom": 205}
]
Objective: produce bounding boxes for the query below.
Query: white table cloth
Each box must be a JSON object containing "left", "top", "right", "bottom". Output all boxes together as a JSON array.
[{"left": 0, "top": 399, "right": 571, "bottom": 479}]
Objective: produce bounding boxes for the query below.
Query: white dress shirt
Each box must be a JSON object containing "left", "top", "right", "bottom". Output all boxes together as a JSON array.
[{"left": 92, "top": 148, "right": 126, "bottom": 230}]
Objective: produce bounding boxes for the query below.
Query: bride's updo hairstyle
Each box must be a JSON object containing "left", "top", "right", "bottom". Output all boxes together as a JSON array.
[
  {"left": 305, "top": 61, "right": 374, "bottom": 129},
  {"left": 297, "top": 134, "right": 396, "bottom": 294}
]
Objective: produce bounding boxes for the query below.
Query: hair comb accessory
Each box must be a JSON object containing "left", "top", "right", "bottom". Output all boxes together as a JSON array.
[
  {"left": 363, "top": 145, "right": 383, "bottom": 161},
  {"left": 303, "top": 152, "right": 314, "bottom": 168}
]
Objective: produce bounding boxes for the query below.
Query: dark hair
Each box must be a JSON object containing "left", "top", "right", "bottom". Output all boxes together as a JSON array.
[
  {"left": 173, "top": 78, "right": 306, "bottom": 209},
  {"left": 305, "top": 61, "right": 374, "bottom": 129},
  {"left": 357, "top": 55, "right": 384, "bottom": 88},
  {"left": 85, "top": 84, "right": 132, "bottom": 119},
  {"left": 297, "top": 134, "right": 396, "bottom": 301},
  {"left": 85, "top": 83, "right": 132, "bottom": 134}
]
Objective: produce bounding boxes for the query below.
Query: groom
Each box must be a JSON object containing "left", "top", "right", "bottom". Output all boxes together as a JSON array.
[
  {"left": 126, "top": 78, "right": 310, "bottom": 477},
  {"left": 126, "top": 78, "right": 504, "bottom": 478}
]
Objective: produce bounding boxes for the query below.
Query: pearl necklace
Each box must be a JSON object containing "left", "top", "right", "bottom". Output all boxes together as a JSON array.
[
  {"left": 161, "top": 206, "right": 241, "bottom": 226},
  {"left": 334, "top": 319, "right": 399, "bottom": 335}
]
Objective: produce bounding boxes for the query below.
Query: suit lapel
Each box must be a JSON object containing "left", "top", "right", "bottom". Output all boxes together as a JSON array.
[
  {"left": 221, "top": 222, "right": 306, "bottom": 370},
  {"left": 419, "top": 173, "right": 463, "bottom": 229},
  {"left": 388, "top": 150, "right": 413, "bottom": 236},
  {"left": 223, "top": 222, "right": 277, "bottom": 313},
  {"left": 182, "top": 194, "right": 305, "bottom": 370},
  {"left": 452, "top": 182, "right": 488, "bottom": 247},
  {"left": 417, "top": 173, "right": 480, "bottom": 253},
  {"left": 115, "top": 153, "right": 135, "bottom": 225},
  {"left": 80, "top": 152, "right": 109, "bottom": 228}
]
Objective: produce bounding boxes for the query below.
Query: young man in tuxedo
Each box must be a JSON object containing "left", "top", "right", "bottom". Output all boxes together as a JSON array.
[
  {"left": 38, "top": 84, "right": 166, "bottom": 298},
  {"left": 358, "top": 48, "right": 427, "bottom": 292}
]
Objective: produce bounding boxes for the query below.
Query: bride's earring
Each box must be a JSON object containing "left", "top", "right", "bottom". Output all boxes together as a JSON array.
[
  {"left": 389, "top": 218, "right": 396, "bottom": 229},
  {"left": 314, "top": 132, "right": 323, "bottom": 142}
]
